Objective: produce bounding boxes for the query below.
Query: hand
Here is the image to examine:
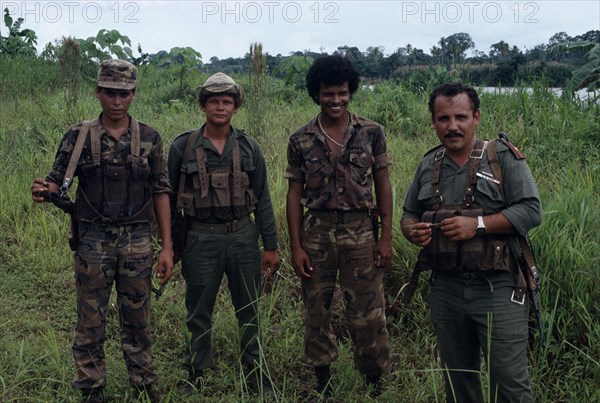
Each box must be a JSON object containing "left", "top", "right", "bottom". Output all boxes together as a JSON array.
[
  {"left": 291, "top": 246, "right": 313, "bottom": 279},
  {"left": 403, "top": 222, "right": 433, "bottom": 247},
  {"left": 262, "top": 250, "right": 280, "bottom": 280},
  {"left": 374, "top": 238, "right": 392, "bottom": 269},
  {"left": 31, "top": 178, "right": 55, "bottom": 203},
  {"left": 440, "top": 216, "right": 478, "bottom": 241},
  {"left": 156, "top": 247, "right": 174, "bottom": 284}
]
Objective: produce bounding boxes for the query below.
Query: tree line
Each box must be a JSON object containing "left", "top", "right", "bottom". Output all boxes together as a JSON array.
[{"left": 1, "top": 7, "right": 598, "bottom": 92}]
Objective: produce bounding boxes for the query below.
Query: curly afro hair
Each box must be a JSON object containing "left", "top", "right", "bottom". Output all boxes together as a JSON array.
[{"left": 306, "top": 55, "right": 360, "bottom": 105}]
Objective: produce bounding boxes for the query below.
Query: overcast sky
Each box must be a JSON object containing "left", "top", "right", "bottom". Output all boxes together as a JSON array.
[{"left": 2, "top": 1, "right": 599, "bottom": 59}]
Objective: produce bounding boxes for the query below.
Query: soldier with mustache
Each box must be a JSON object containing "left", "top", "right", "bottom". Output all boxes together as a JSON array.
[{"left": 401, "top": 83, "right": 542, "bottom": 403}]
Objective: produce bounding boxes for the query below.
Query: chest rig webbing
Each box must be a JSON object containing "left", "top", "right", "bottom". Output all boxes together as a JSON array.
[
  {"left": 176, "top": 130, "right": 256, "bottom": 222},
  {"left": 423, "top": 139, "right": 516, "bottom": 274},
  {"left": 404, "top": 136, "right": 538, "bottom": 308},
  {"left": 431, "top": 139, "right": 487, "bottom": 211},
  {"left": 74, "top": 117, "right": 154, "bottom": 225}
]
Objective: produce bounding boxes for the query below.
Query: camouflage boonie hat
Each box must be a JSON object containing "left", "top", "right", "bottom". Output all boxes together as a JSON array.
[
  {"left": 196, "top": 72, "right": 244, "bottom": 105},
  {"left": 97, "top": 59, "right": 137, "bottom": 90}
]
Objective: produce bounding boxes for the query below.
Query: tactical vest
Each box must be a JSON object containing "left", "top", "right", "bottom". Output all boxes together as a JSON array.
[
  {"left": 176, "top": 130, "right": 257, "bottom": 221},
  {"left": 74, "top": 117, "right": 155, "bottom": 225},
  {"left": 421, "top": 139, "right": 518, "bottom": 274}
]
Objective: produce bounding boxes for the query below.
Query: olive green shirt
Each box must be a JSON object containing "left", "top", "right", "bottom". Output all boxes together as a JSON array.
[
  {"left": 402, "top": 139, "right": 542, "bottom": 237},
  {"left": 168, "top": 125, "right": 278, "bottom": 251}
]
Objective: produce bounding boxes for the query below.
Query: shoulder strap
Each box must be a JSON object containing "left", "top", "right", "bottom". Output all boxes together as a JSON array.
[
  {"left": 178, "top": 130, "right": 203, "bottom": 199},
  {"left": 130, "top": 118, "right": 141, "bottom": 162},
  {"left": 486, "top": 138, "right": 505, "bottom": 200},
  {"left": 231, "top": 137, "right": 243, "bottom": 205},
  {"left": 61, "top": 119, "right": 94, "bottom": 195},
  {"left": 463, "top": 139, "right": 487, "bottom": 209},
  {"left": 430, "top": 139, "right": 488, "bottom": 210},
  {"left": 500, "top": 131, "right": 525, "bottom": 159}
]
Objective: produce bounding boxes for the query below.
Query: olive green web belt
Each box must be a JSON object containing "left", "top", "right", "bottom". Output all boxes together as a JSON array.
[{"left": 188, "top": 215, "right": 251, "bottom": 234}]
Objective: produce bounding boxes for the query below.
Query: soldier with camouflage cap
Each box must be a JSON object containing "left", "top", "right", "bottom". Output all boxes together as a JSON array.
[
  {"left": 168, "top": 72, "right": 279, "bottom": 396},
  {"left": 31, "top": 59, "right": 173, "bottom": 403},
  {"left": 285, "top": 55, "right": 393, "bottom": 396}
]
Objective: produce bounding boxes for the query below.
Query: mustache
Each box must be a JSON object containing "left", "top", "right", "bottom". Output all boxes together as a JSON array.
[{"left": 445, "top": 131, "right": 463, "bottom": 138}]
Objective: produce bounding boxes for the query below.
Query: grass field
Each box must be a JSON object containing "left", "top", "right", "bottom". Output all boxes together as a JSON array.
[{"left": 0, "top": 59, "right": 599, "bottom": 402}]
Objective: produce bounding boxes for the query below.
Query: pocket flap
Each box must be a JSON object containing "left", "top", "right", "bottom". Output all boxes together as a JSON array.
[
  {"left": 349, "top": 152, "right": 372, "bottom": 168},
  {"left": 106, "top": 164, "right": 124, "bottom": 180},
  {"left": 210, "top": 172, "right": 229, "bottom": 188},
  {"left": 177, "top": 193, "right": 194, "bottom": 209}
]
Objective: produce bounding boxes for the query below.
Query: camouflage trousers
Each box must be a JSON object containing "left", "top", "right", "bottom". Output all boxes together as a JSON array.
[
  {"left": 72, "top": 222, "right": 157, "bottom": 390},
  {"left": 300, "top": 215, "right": 389, "bottom": 378}
]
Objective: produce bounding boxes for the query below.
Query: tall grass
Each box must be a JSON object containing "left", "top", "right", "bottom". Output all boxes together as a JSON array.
[{"left": 1, "top": 58, "right": 599, "bottom": 401}]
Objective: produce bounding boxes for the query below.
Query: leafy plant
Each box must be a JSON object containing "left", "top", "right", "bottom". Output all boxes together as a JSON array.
[
  {"left": 549, "top": 41, "right": 600, "bottom": 96},
  {"left": 78, "top": 28, "right": 133, "bottom": 62},
  {"left": 152, "top": 46, "right": 203, "bottom": 101},
  {"left": 0, "top": 7, "right": 37, "bottom": 58},
  {"left": 273, "top": 55, "right": 313, "bottom": 90}
]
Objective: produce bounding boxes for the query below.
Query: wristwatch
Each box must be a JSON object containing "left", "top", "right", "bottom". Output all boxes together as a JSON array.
[{"left": 476, "top": 216, "right": 486, "bottom": 236}]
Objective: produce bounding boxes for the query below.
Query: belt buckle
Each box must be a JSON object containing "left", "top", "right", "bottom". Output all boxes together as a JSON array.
[
  {"left": 337, "top": 211, "right": 344, "bottom": 223},
  {"left": 226, "top": 221, "right": 234, "bottom": 233},
  {"left": 511, "top": 290, "right": 526, "bottom": 305}
]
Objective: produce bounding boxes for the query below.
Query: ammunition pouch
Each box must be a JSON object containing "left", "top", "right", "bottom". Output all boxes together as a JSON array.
[
  {"left": 76, "top": 160, "right": 154, "bottom": 224},
  {"left": 421, "top": 206, "right": 516, "bottom": 273}
]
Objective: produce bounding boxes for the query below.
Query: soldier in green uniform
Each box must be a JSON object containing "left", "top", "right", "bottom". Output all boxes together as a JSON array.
[
  {"left": 285, "top": 55, "right": 392, "bottom": 396},
  {"left": 31, "top": 59, "right": 173, "bottom": 403},
  {"left": 401, "top": 83, "right": 542, "bottom": 403},
  {"left": 168, "top": 72, "right": 280, "bottom": 395}
]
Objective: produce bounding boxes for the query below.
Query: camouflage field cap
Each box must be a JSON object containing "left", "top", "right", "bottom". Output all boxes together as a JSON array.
[
  {"left": 197, "top": 72, "right": 244, "bottom": 104},
  {"left": 97, "top": 59, "right": 137, "bottom": 90}
]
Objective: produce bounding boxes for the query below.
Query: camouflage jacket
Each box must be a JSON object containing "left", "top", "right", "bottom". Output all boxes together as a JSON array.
[
  {"left": 46, "top": 113, "right": 172, "bottom": 208},
  {"left": 285, "top": 112, "right": 392, "bottom": 211}
]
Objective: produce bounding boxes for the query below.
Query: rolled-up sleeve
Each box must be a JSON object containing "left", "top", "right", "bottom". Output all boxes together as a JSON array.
[{"left": 284, "top": 137, "right": 304, "bottom": 183}]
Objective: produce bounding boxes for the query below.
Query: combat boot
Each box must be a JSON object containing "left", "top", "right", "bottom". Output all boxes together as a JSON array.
[
  {"left": 244, "top": 364, "right": 274, "bottom": 396},
  {"left": 314, "top": 365, "right": 332, "bottom": 397},
  {"left": 366, "top": 371, "right": 382, "bottom": 397}
]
